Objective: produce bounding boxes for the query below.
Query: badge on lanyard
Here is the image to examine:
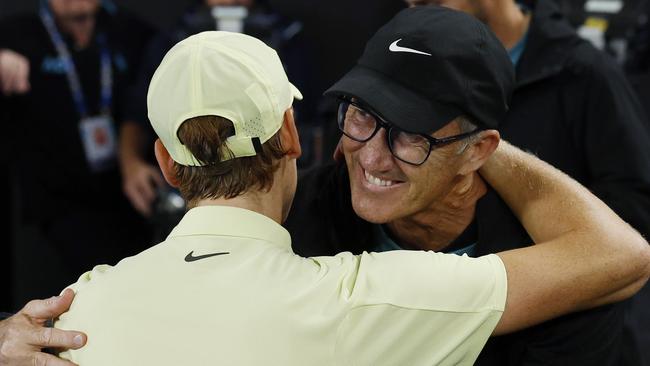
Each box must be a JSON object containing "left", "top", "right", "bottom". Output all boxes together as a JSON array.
[
  {"left": 79, "top": 115, "right": 118, "bottom": 172},
  {"left": 40, "top": 5, "right": 117, "bottom": 173}
]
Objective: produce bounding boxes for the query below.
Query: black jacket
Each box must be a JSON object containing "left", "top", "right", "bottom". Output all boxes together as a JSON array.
[
  {"left": 287, "top": 1, "right": 650, "bottom": 365},
  {"left": 0, "top": 7, "right": 154, "bottom": 223}
]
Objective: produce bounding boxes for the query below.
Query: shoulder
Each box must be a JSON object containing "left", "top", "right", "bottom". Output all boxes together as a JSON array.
[
  {"left": 353, "top": 251, "right": 507, "bottom": 312},
  {"left": 101, "top": 6, "right": 155, "bottom": 50},
  {"left": 331, "top": 251, "right": 506, "bottom": 365},
  {"left": 0, "top": 13, "right": 41, "bottom": 31},
  {"left": 0, "top": 13, "right": 44, "bottom": 49},
  {"left": 308, "top": 250, "right": 507, "bottom": 312},
  {"left": 59, "top": 264, "right": 115, "bottom": 301},
  {"left": 561, "top": 41, "right": 644, "bottom": 121},
  {"left": 564, "top": 41, "right": 624, "bottom": 80}
]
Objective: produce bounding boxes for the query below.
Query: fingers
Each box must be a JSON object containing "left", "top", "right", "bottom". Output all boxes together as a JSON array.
[
  {"left": 149, "top": 167, "right": 165, "bottom": 188},
  {"left": 14, "top": 57, "right": 30, "bottom": 93},
  {"left": 0, "top": 305, "right": 85, "bottom": 366},
  {"left": 21, "top": 290, "right": 74, "bottom": 320},
  {"left": 125, "top": 183, "right": 152, "bottom": 217},
  {"left": 137, "top": 170, "right": 157, "bottom": 204},
  {"left": 124, "top": 165, "right": 167, "bottom": 217},
  {"left": 5, "top": 55, "right": 29, "bottom": 94},
  {"left": 28, "top": 327, "right": 86, "bottom": 350},
  {"left": 29, "top": 352, "right": 80, "bottom": 366},
  {"left": 0, "top": 49, "right": 30, "bottom": 95}
]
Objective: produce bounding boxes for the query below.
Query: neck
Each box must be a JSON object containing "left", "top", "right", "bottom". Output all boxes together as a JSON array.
[
  {"left": 56, "top": 14, "right": 96, "bottom": 48},
  {"left": 194, "top": 191, "right": 285, "bottom": 225},
  {"left": 191, "top": 164, "right": 289, "bottom": 224},
  {"left": 485, "top": 2, "right": 531, "bottom": 49},
  {"left": 386, "top": 172, "right": 487, "bottom": 251}
]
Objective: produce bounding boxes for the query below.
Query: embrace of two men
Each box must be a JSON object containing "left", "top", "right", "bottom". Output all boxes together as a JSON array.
[{"left": 0, "top": 3, "right": 649, "bottom": 366}]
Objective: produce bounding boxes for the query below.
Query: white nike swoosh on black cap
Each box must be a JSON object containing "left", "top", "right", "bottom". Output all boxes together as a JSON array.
[{"left": 388, "top": 39, "right": 432, "bottom": 56}]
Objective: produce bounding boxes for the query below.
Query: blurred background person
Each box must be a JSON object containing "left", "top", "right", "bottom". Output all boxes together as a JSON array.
[{"left": 0, "top": 0, "right": 154, "bottom": 308}]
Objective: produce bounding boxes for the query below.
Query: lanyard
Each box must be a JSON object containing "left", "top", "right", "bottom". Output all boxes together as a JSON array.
[{"left": 39, "top": 6, "right": 113, "bottom": 118}]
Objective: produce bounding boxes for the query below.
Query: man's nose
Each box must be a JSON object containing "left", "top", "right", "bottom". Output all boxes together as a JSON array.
[{"left": 358, "top": 128, "right": 395, "bottom": 171}]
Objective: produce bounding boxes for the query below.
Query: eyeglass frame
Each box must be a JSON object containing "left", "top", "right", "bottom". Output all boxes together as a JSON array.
[{"left": 336, "top": 97, "right": 484, "bottom": 166}]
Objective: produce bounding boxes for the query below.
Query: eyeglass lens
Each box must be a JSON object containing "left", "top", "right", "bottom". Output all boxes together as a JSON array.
[{"left": 338, "top": 101, "right": 431, "bottom": 165}]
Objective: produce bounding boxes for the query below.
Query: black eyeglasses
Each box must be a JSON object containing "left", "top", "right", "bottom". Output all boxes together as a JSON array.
[{"left": 337, "top": 98, "right": 483, "bottom": 165}]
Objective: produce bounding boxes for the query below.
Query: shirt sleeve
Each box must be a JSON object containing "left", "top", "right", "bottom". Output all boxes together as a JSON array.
[
  {"left": 58, "top": 264, "right": 114, "bottom": 296},
  {"left": 332, "top": 251, "right": 507, "bottom": 366},
  {"left": 55, "top": 264, "right": 114, "bottom": 363}
]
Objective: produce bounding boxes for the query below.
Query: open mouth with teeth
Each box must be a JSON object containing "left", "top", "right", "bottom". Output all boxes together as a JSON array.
[{"left": 363, "top": 169, "right": 403, "bottom": 187}]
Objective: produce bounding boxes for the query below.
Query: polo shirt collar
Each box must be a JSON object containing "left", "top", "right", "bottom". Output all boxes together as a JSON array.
[{"left": 168, "top": 206, "right": 292, "bottom": 251}]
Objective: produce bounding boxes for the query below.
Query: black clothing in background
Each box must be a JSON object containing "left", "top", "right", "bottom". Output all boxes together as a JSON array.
[
  {"left": 503, "top": 2, "right": 650, "bottom": 364},
  {"left": 286, "top": 1, "right": 650, "bottom": 365},
  {"left": 268, "top": 0, "right": 406, "bottom": 157},
  {"left": 0, "top": 6, "right": 154, "bottom": 294},
  {"left": 0, "top": 86, "right": 12, "bottom": 311},
  {"left": 626, "top": 0, "right": 650, "bottom": 111},
  {"left": 623, "top": 2, "right": 650, "bottom": 364},
  {"left": 268, "top": 0, "right": 405, "bottom": 105}
]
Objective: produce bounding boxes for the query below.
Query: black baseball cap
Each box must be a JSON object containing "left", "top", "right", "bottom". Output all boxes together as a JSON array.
[{"left": 325, "top": 5, "right": 515, "bottom": 134}]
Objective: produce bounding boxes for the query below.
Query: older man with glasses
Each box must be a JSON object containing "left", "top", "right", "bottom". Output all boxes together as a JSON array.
[{"left": 285, "top": 3, "right": 650, "bottom": 365}]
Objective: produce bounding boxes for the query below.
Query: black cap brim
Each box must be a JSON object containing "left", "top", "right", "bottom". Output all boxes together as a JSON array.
[{"left": 324, "top": 65, "right": 464, "bottom": 134}]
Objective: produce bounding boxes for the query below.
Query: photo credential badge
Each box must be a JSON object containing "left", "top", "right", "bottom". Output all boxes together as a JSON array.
[{"left": 79, "top": 115, "right": 117, "bottom": 172}]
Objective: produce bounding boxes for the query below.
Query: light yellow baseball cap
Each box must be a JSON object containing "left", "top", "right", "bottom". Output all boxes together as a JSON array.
[{"left": 147, "top": 31, "right": 303, "bottom": 166}]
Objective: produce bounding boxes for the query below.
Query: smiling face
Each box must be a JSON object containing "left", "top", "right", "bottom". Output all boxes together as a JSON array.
[{"left": 342, "top": 118, "right": 469, "bottom": 224}]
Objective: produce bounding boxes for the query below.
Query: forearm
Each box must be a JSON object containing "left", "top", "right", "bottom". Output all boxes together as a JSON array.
[
  {"left": 482, "top": 141, "right": 642, "bottom": 248},
  {"left": 485, "top": 141, "right": 650, "bottom": 334}
]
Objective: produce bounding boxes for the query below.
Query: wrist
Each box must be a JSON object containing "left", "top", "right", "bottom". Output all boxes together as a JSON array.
[{"left": 120, "top": 154, "right": 147, "bottom": 174}]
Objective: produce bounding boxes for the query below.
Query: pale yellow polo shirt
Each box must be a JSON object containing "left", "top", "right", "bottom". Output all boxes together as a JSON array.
[{"left": 56, "top": 206, "right": 507, "bottom": 366}]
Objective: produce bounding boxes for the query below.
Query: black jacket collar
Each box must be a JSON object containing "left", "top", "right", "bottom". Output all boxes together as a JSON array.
[{"left": 516, "top": 0, "right": 584, "bottom": 88}]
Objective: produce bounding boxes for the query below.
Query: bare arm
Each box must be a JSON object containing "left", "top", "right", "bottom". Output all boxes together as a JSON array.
[
  {"left": 483, "top": 141, "right": 650, "bottom": 335},
  {"left": 0, "top": 290, "right": 86, "bottom": 366}
]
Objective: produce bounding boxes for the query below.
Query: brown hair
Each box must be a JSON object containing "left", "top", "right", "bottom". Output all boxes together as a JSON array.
[{"left": 173, "top": 115, "right": 285, "bottom": 205}]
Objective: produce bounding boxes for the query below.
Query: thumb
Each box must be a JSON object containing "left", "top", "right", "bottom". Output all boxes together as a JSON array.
[{"left": 21, "top": 288, "right": 75, "bottom": 320}]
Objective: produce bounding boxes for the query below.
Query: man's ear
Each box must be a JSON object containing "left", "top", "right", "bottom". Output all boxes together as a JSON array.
[
  {"left": 279, "top": 108, "right": 302, "bottom": 159},
  {"left": 154, "top": 139, "right": 180, "bottom": 187},
  {"left": 332, "top": 137, "right": 344, "bottom": 162},
  {"left": 458, "top": 130, "right": 500, "bottom": 175}
]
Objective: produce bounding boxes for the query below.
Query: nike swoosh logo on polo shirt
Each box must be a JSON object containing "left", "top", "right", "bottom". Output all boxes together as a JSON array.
[
  {"left": 388, "top": 39, "right": 432, "bottom": 56},
  {"left": 184, "top": 251, "right": 230, "bottom": 262}
]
